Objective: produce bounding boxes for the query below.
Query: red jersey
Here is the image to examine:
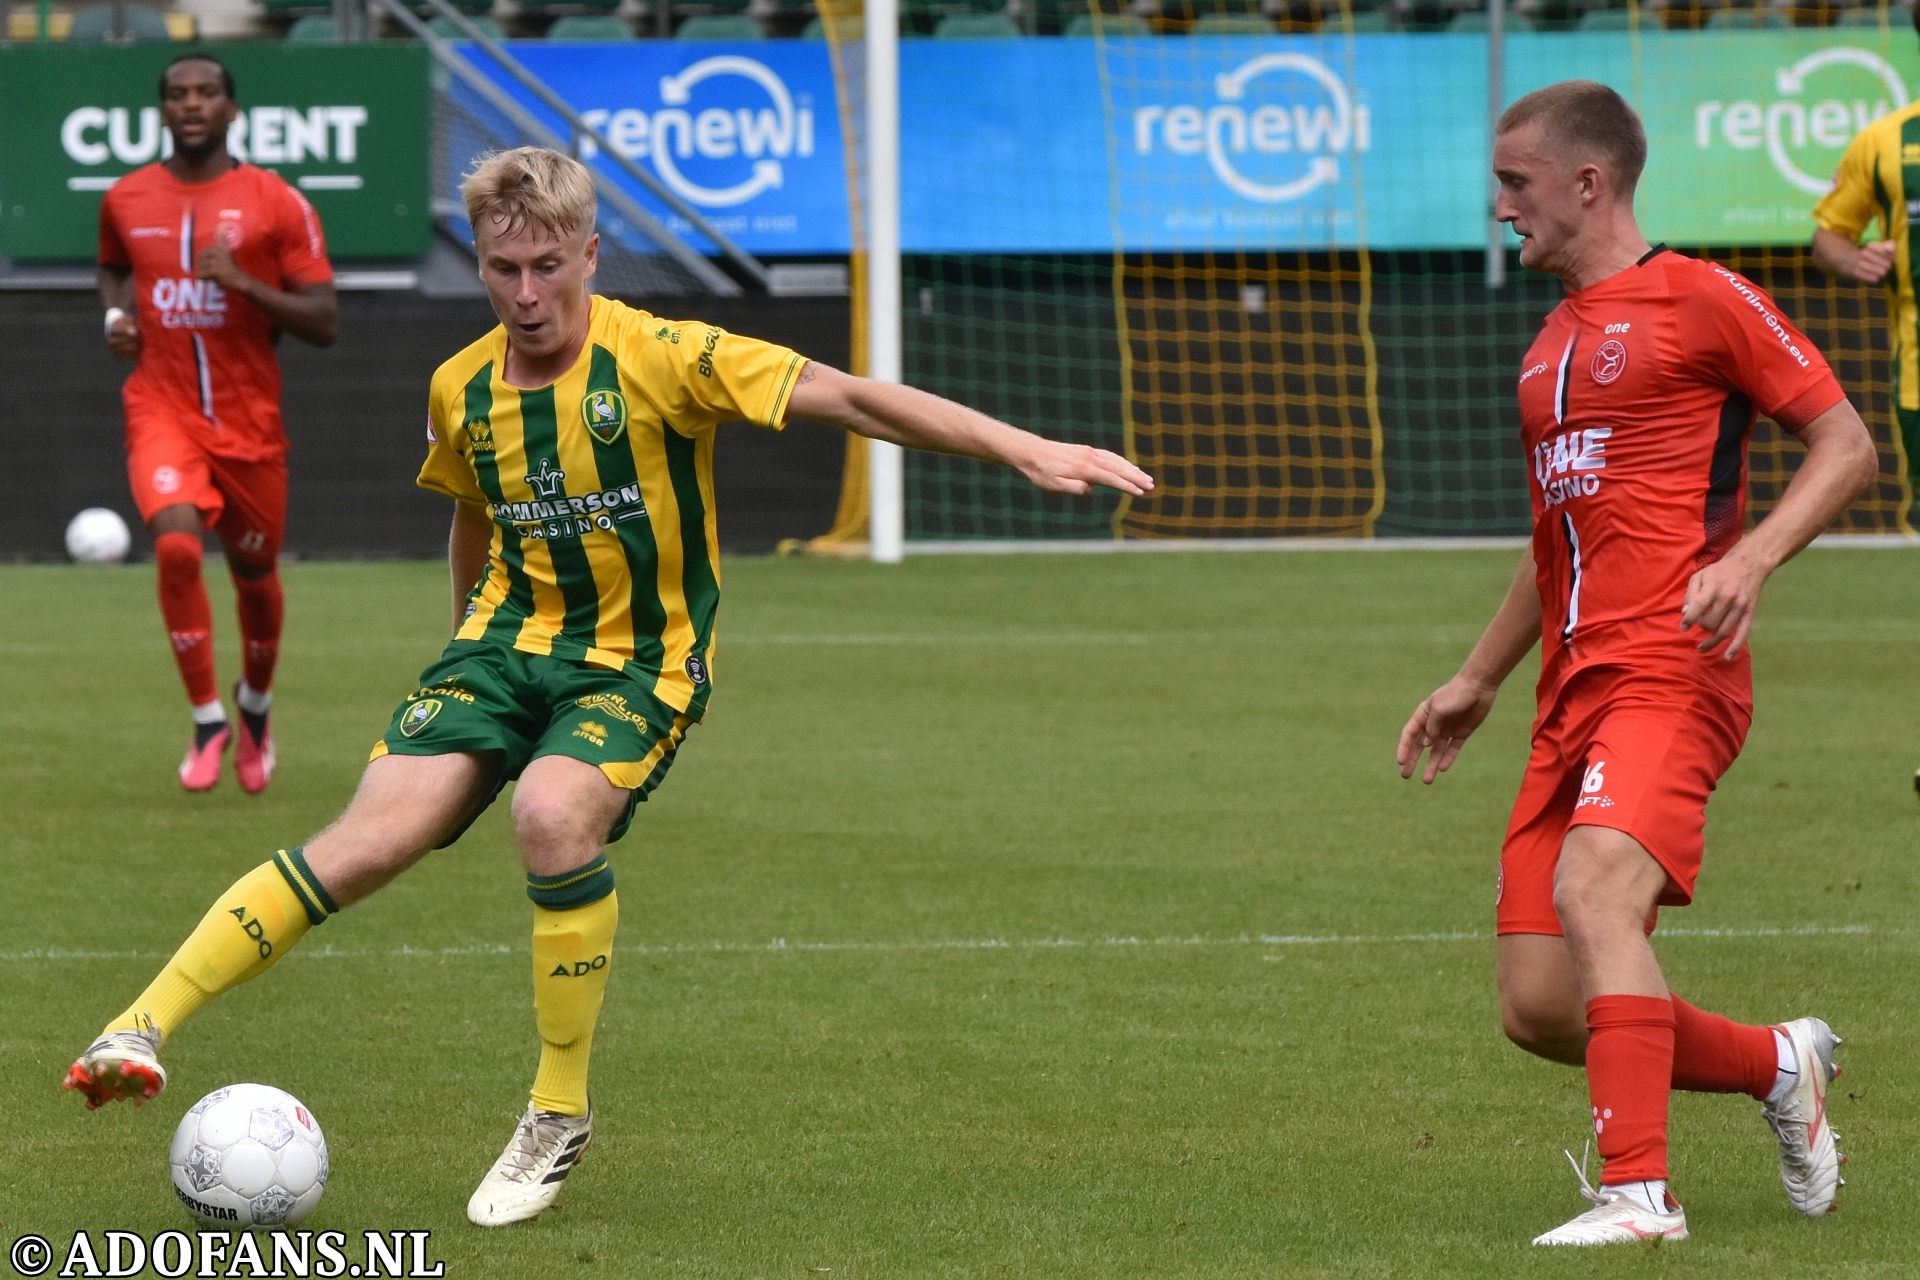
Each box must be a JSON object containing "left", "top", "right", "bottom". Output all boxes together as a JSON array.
[
  {"left": 1516, "top": 248, "right": 1844, "bottom": 716},
  {"left": 99, "top": 162, "right": 333, "bottom": 461}
]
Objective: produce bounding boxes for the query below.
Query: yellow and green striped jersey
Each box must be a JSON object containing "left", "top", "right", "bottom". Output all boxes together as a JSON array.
[
  {"left": 1814, "top": 101, "right": 1920, "bottom": 411},
  {"left": 420, "top": 295, "right": 806, "bottom": 718}
]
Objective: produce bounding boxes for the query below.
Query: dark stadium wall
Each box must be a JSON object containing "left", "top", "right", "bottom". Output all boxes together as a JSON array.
[{"left": 0, "top": 291, "right": 851, "bottom": 561}]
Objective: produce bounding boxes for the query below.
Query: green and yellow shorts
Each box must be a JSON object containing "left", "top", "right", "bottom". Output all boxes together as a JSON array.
[{"left": 371, "top": 640, "right": 692, "bottom": 846}]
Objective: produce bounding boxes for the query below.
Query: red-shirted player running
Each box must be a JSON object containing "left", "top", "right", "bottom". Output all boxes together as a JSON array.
[
  {"left": 1397, "top": 82, "right": 1879, "bottom": 1246},
  {"left": 99, "top": 53, "right": 337, "bottom": 793}
]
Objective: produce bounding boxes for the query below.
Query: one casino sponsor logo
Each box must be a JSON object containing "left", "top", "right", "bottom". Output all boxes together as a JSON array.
[
  {"left": 1533, "top": 427, "right": 1611, "bottom": 509},
  {"left": 151, "top": 276, "right": 228, "bottom": 329}
]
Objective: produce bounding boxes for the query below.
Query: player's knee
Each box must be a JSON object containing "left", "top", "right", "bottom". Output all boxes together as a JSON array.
[
  {"left": 1501, "top": 994, "right": 1587, "bottom": 1064},
  {"left": 512, "top": 789, "right": 597, "bottom": 860},
  {"left": 153, "top": 530, "right": 203, "bottom": 581}
]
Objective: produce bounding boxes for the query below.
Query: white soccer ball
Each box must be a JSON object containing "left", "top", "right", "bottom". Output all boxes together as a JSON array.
[
  {"left": 64, "top": 507, "right": 131, "bottom": 564},
  {"left": 169, "top": 1084, "right": 328, "bottom": 1228}
]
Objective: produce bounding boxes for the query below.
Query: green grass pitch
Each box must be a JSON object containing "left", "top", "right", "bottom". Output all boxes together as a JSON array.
[{"left": 1, "top": 549, "right": 1915, "bottom": 1278}]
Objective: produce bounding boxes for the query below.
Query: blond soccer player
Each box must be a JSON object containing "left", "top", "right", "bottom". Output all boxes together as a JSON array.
[{"left": 65, "top": 147, "right": 1154, "bottom": 1227}]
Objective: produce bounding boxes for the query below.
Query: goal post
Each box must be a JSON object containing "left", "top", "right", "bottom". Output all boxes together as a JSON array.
[{"left": 866, "top": 0, "right": 906, "bottom": 564}]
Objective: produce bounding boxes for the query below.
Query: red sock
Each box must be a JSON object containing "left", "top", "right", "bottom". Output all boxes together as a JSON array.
[
  {"left": 1670, "top": 993, "right": 1777, "bottom": 1100},
  {"left": 1586, "top": 994, "right": 1675, "bottom": 1185},
  {"left": 154, "top": 531, "right": 218, "bottom": 707},
  {"left": 232, "top": 570, "right": 283, "bottom": 695}
]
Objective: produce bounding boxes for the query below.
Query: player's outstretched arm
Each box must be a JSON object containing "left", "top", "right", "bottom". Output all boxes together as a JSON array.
[
  {"left": 1398, "top": 550, "right": 1542, "bottom": 785},
  {"left": 1682, "top": 400, "right": 1878, "bottom": 658},
  {"left": 448, "top": 500, "right": 492, "bottom": 635},
  {"left": 786, "top": 362, "right": 1153, "bottom": 497}
]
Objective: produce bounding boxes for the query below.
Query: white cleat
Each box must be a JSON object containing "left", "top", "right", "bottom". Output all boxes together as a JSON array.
[
  {"left": 1533, "top": 1149, "right": 1687, "bottom": 1246},
  {"left": 466, "top": 1104, "right": 593, "bottom": 1227},
  {"left": 63, "top": 1018, "right": 167, "bottom": 1109},
  {"left": 1763, "top": 1017, "right": 1845, "bottom": 1216}
]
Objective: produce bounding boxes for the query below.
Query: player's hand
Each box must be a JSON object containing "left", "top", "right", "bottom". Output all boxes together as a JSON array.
[
  {"left": 1397, "top": 675, "right": 1499, "bottom": 785},
  {"left": 1681, "top": 545, "right": 1769, "bottom": 658},
  {"left": 195, "top": 229, "right": 247, "bottom": 292},
  {"left": 106, "top": 311, "right": 141, "bottom": 360},
  {"left": 1851, "top": 239, "right": 1897, "bottom": 285},
  {"left": 1016, "top": 441, "right": 1154, "bottom": 496}
]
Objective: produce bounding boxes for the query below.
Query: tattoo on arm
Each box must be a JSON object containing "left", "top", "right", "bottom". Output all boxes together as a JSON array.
[{"left": 798, "top": 364, "right": 818, "bottom": 384}]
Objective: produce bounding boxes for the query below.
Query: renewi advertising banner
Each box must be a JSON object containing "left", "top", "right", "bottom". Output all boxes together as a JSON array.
[
  {"left": 455, "top": 41, "right": 850, "bottom": 256},
  {"left": 0, "top": 44, "right": 430, "bottom": 261},
  {"left": 462, "top": 32, "right": 1919, "bottom": 255}
]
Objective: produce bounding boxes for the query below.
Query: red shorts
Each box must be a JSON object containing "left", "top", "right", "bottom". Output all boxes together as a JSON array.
[
  {"left": 124, "top": 399, "right": 286, "bottom": 571},
  {"left": 1495, "top": 667, "right": 1751, "bottom": 937}
]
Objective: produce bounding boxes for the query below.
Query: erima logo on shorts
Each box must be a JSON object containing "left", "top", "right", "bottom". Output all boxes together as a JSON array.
[
  {"left": 399, "top": 698, "right": 442, "bottom": 737},
  {"left": 550, "top": 954, "right": 608, "bottom": 977},
  {"left": 686, "top": 655, "right": 708, "bottom": 686}
]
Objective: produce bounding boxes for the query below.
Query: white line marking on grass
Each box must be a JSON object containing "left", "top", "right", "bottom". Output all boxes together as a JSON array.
[{"left": 0, "top": 924, "right": 1878, "bottom": 964}]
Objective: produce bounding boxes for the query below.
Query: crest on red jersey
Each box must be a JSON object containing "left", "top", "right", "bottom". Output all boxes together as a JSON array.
[{"left": 1590, "top": 340, "right": 1628, "bottom": 385}]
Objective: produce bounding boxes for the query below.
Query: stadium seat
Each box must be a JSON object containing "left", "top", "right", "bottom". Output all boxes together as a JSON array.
[
  {"left": 934, "top": 10, "right": 1021, "bottom": 32},
  {"left": 1189, "top": 12, "right": 1278, "bottom": 29},
  {"left": 427, "top": 14, "right": 508, "bottom": 37},
  {"left": 547, "top": 13, "right": 634, "bottom": 36},
  {"left": 1062, "top": 11, "right": 1156, "bottom": 31},
  {"left": 675, "top": 12, "right": 765, "bottom": 36},
  {"left": 1445, "top": 8, "right": 1537, "bottom": 29},
  {"left": 1705, "top": 5, "right": 1793, "bottom": 24},
  {"left": 285, "top": 13, "right": 341, "bottom": 39},
  {"left": 68, "top": 2, "right": 174, "bottom": 42},
  {"left": 1575, "top": 8, "right": 1635, "bottom": 28}
]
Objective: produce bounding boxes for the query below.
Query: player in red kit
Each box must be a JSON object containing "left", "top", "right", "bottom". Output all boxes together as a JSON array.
[
  {"left": 1397, "top": 82, "right": 1879, "bottom": 1245},
  {"left": 99, "top": 53, "right": 337, "bottom": 793}
]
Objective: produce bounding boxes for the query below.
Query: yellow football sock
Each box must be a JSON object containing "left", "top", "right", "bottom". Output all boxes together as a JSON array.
[
  {"left": 106, "top": 849, "right": 335, "bottom": 1042},
  {"left": 528, "top": 864, "right": 618, "bottom": 1117}
]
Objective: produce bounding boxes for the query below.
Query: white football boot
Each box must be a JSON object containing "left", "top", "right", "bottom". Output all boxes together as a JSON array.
[
  {"left": 63, "top": 1017, "right": 167, "bottom": 1109},
  {"left": 467, "top": 1104, "right": 593, "bottom": 1226},
  {"left": 1533, "top": 1148, "right": 1687, "bottom": 1246},
  {"left": 1762, "top": 1017, "right": 1845, "bottom": 1216}
]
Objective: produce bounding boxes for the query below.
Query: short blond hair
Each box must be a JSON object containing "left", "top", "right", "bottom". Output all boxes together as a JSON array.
[
  {"left": 1497, "top": 81, "right": 1647, "bottom": 199},
  {"left": 460, "top": 146, "right": 596, "bottom": 244}
]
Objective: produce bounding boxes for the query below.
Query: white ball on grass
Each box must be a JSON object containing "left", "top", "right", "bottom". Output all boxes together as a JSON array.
[
  {"left": 169, "top": 1083, "right": 329, "bottom": 1228},
  {"left": 64, "top": 508, "right": 131, "bottom": 564}
]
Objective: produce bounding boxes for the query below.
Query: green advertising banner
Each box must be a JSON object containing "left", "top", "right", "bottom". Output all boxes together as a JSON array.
[
  {"left": 1507, "top": 31, "right": 1920, "bottom": 246},
  {"left": 0, "top": 43, "right": 429, "bottom": 261}
]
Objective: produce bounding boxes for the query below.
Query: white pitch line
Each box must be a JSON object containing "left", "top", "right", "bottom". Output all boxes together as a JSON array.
[{"left": 0, "top": 924, "right": 1878, "bottom": 964}]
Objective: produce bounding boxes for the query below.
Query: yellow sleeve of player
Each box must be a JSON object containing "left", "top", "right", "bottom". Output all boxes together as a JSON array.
[
  {"left": 623, "top": 311, "right": 808, "bottom": 435},
  {"left": 416, "top": 370, "right": 489, "bottom": 505},
  {"left": 1812, "top": 126, "right": 1884, "bottom": 242}
]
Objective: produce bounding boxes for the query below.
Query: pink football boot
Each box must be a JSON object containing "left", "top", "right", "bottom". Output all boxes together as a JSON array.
[{"left": 178, "top": 722, "right": 230, "bottom": 792}]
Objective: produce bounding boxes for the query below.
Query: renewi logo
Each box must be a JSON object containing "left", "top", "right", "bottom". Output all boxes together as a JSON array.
[
  {"left": 1131, "top": 53, "right": 1370, "bottom": 203},
  {"left": 1695, "top": 47, "right": 1907, "bottom": 197},
  {"left": 60, "top": 105, "right": 370, "bottom": 192},
  {"left": 578, "top": 55, "right": 815, "bottom": 209}
]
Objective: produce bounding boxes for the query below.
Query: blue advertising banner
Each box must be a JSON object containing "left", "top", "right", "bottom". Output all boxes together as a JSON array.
[
  {"left": 453, "top": 41, "right": 851, "bottom": 255},
  {"left": 456, "top": 32, "right": 1919, "bottom": 255}
]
